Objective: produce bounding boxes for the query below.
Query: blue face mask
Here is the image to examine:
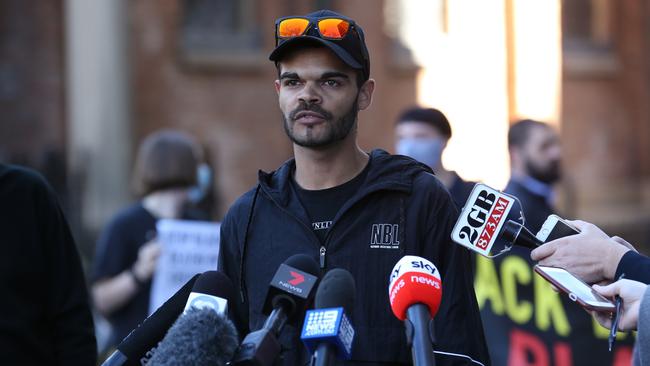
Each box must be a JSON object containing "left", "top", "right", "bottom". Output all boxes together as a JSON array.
[
  {"left": 188, "top": 163, "right": 212, "bottom": 203},
  {"left": 396, "top": 138, "right": 445, "bottom": 169}
]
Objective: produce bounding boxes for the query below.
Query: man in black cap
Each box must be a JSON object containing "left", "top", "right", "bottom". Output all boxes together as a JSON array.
[{"left": 219, "top": 9, "right": 490, "bottom": 365}]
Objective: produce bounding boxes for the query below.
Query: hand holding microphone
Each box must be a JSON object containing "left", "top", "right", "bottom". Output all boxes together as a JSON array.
[{"left": 389, "top": 256, "right": 442, "bottom": 366}]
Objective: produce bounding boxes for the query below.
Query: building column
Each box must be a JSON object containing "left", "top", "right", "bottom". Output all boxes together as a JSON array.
[{"left": 65, "top": 0, "right": 132, "bottom": 232}]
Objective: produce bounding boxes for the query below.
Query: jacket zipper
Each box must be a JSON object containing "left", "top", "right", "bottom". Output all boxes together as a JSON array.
[{"left": 319, "top": 246, "right": 326, "bottom": 268}]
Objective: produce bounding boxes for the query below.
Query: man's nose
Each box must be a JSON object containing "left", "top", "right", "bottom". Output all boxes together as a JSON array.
[{"left": 298, "top": 82, "right": 322, "bottom": 105}]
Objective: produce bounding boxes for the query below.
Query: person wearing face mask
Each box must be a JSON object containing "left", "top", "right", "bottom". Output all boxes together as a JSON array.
[
  {"left": 91, "top": 129, "right": 203, "bottom": 353},
  {"left": 395, "top": 106, "right": 476, "bottom": 209}
]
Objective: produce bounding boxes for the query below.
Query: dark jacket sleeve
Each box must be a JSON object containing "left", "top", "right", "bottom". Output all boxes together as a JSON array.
[
  {"left": 218, "top": 191, "right": 254, "bottom": 338},
  {"left": 37, "top": 174, "right": 97, "bottom": 365},
  {"left": 420, "top": 175, "right": 491, "bottom": 365},
  {"left": 617, "top": 251, "right": 650, "bottom": 284}
]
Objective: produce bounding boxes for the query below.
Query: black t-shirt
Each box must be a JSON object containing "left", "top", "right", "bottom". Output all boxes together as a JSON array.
[
  {"left": 92, "top": 202, "right": 157, "bottom": 347},
  {"left": 291, "top": 164, "right": 369, "bottom": 244}
]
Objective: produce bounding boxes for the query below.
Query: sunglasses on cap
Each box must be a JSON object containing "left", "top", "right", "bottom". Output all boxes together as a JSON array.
[{"left": 275, "top": 16, "right": 359, "bottom": 44}]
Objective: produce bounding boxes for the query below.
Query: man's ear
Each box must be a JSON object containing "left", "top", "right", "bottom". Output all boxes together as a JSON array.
[
  {"left": 356, "top": 78, "right": 375, "bottom": 111},
  {"left": 274, "top": 80, "right": 281, "bottom": 94}
]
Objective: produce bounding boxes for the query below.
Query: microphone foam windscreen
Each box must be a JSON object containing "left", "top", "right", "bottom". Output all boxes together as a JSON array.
[
  {"left": 314, "top": 268, "right": 356, "bottom": 311},
  {"left": 192, "top": 271, "right": 234, "bottom": 301},
  {"left": 147, "top": 307, "right": 239, "bottom": 366},
  {"left": 284, "top": 253, "right": 320, "bottom": 276}
]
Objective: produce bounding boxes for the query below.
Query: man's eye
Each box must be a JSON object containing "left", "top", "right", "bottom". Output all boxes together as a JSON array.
[
  {"left": 284, "top": 79, "right": 300, "bottom": 86},
  {"left": 324, "top": 80, "right": 339, "bottom": 87}
]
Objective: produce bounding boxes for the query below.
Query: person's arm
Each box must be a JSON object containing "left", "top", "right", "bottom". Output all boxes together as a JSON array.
[
  {"left": 591, "top": 279, "right": 647, "bottom": 331},
  {"left": 92, "top": 239, "right": 161, "bottom": 316},
  {"left": 615, "top": 251, "right": 650, "bottom": 284},
  {"left": 38, "top": 176, "right": 97, "bottom": 365},
  {"left": 530, "top": 220, "right": 630, "bottom": 283}
]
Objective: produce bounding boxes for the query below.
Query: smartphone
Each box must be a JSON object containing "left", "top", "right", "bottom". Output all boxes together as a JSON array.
[
  {"left": 536, "top": 214, "right": 580, "bottom": 243},
  {"left": 534, "top": 265, "right": 615, "bottom": 311}
]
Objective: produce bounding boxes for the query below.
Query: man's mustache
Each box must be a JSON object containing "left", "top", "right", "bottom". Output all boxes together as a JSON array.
[{"left": 289, "top": 104, "right": 333, "bottom": 121}]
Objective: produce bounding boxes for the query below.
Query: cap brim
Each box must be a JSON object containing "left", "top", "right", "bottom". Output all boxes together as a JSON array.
[{"left": 269, "top": 36, "right": 363, "bottom": 70}]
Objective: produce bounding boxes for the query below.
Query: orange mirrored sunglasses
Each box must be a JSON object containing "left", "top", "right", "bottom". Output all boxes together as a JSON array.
[{"left": 276, "top": 17, "right": 352, "bottom": 43}]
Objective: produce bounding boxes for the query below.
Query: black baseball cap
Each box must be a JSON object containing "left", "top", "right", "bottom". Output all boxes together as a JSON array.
[{"left": 269, "top": 10, "right": 370, "bottom": 81}]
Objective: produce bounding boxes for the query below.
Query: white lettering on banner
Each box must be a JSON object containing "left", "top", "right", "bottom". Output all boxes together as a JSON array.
[{"left": 149, "top": 219, "right": 221, "bottom": 315}]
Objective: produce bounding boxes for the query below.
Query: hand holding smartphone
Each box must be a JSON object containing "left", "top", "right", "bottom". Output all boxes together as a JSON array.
[
  {"left": 534, "top": 265, "right": 615, "bottom": 312},
  {"left": 536, "top": 214, "right": 580, "bottom": 243}
]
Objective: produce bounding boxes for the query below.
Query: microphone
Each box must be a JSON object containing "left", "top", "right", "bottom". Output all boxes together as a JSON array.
[
  {"left": 231, "top": 254, "right": 320, "bottom": 366},
  {"left": 102, "top": 274, "right": 200, "bottom": 366},
  {"left": 182, "top": 270, "right": 234, "bottom": 315},
  {"left": 301, "top": 268, "right": 356, "bottom": 366},
  {"left": 388, "top": 256, "right": 442, "bottom": 366},
  {"left": 147, "top": 272, "right": 239, "bottom": 366},
  {"left": 499, "top": 220, "right": 542, "bottom": 249},
  {"left": 451, "top": 183, "right": 517, "bottom": 256}
]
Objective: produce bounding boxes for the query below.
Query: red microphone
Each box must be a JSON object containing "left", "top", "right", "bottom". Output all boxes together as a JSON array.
[{"left": 388, "top": 256, "right": 442, "bottom": 366}]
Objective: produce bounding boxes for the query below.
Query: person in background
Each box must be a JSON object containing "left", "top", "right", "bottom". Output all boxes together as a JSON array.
[
  {"left": 91, "top": 129, "right": 202, "bottom": 350},
  {"left": 504, "top": 119, "right": 562, "bottom": 231},
  {"left": 476, "top": 119, "right": 635, "bottom": 365},
  {"left": 394, "top": 106, "right": 476, "bottom": 209},
  {"left": 0, "top": 163, "right": 97, "bottom": 365}
]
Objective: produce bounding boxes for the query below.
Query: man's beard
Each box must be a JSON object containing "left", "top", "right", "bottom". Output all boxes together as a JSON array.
[
  {"left": 283, "top": 100, "right": 358, "bottom": 148},
  {"left": 526, "top": 159, "right": 561, "bottom": 184}
]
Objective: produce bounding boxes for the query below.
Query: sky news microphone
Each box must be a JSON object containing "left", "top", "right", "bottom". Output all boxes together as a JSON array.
[
  {"left": 389, "top": 256, "right": 442, "bottom": 366},
  {"left": 231, "top": 254, "right": 320, "bottom": 366},
  {"left": 301, "top": 268, "right": 356, "bottom": 366},
  {"left": 147, "top": 271, "right": 238, "bottom": 366},
  {"left": 101, "top": 274, "right": 199, "bottom": 366}
]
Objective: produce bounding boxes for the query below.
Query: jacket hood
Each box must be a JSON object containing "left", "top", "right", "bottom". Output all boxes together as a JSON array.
[{"left": 257, "top": 149, "right": 433, "bottom": 206}]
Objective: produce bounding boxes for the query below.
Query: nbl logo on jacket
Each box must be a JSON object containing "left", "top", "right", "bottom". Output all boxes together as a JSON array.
[{"left": 370, "top": 223, "right": 400, "bottom": 249}]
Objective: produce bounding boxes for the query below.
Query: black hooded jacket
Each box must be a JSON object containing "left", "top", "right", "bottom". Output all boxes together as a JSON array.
[{"left": 219, "top": 149, "right": 490, "bottom": 365}]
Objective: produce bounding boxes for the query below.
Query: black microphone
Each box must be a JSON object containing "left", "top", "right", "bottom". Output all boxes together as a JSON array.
[
  {"left": 499, "top": 220, "right": 543, "bottom": 249},
  {"left": 231, "top": 254, "right": 320, "bottom": 366},
  {"left": 181, "top": 270, "right": 234, "bottom": 315},
  {"left": 147, "top": 272, "right": 238, "bottom": 366},
  {"left": 301, "top": 268, "right": 356, "bottom": 366},
  {"left": 101, "top": 274, "right": 200, "bottom": 366}
]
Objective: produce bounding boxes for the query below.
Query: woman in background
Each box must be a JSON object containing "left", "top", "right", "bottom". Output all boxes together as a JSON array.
[{"left": 91, "top": 129, "right": 202, "bottom": 349}]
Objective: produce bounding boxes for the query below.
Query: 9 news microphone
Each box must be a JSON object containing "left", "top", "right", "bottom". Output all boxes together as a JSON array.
[
  {"left": 231, "top": 254, "right": 320, "bottom": 366},
  {"left": 388, "top": 256, "right": 442, "bottom": 366},
  {"left": 101, "top": 274, "right": 200, "bottom": 366},
  {"left": 301, "top": 268, "right": 356, "bottom": 366},
  {"left": 147, "top": 271, "right": 238, "bottom": 366}
]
